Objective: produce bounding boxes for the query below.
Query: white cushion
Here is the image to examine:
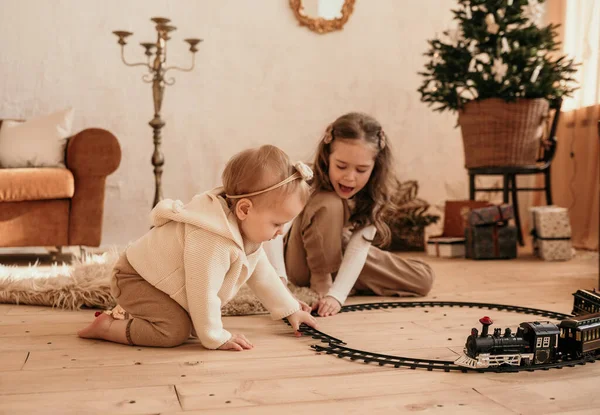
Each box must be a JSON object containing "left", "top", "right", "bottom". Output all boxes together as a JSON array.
[{"left": 0, "top": 107, "right": 75, "bottom": 168}]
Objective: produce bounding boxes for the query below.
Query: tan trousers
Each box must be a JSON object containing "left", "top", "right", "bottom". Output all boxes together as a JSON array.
[
  {"left": 110, "top": 252, "right": 192, "bottom": 347},
  {"left": 285, "top": 192, "right": 435, "bottom": 297}
]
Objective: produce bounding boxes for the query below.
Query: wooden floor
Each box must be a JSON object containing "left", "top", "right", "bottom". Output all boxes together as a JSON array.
[{"left": 0, "top": 250, "right": 598, "bottom": 414}]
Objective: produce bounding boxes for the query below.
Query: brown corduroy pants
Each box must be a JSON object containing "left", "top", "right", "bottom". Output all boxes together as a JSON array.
[
  {"left": 285, "top": 192, "right": 435, "bottom": 297},
  {"left": 110, "top": 252, "right": 192, "bottom": 347}
]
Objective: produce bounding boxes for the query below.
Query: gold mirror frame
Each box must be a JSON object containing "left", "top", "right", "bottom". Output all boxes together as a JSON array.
[{"left": 289, "top": 0, "right": 356, "bottom": 34}]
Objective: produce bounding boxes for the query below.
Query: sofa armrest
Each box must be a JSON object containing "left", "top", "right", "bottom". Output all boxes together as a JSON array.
[
  {"left": 66, "top": 128, "right": 121, "bottom": 247},
  {"left": 66, "top": 128, "right": 121, "bottom": 177}
]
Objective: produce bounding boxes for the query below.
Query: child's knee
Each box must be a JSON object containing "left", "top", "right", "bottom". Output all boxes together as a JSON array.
[
  {"left": 303, "top": 192, "right": 346, "bottom": 233},
  {"left": 161, "top": 319, "right": 192, "bottom": 347},
  {"left": 415, "top": 261, "right": 435, "bottom": 296},
  {"left": 152, "top": 307, "right": 192, "bottom": 347}
]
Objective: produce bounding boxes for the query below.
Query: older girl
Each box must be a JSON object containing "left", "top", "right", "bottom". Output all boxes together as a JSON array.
[{"left": 266, "top": 113, "right": 435, "bottom": 317}]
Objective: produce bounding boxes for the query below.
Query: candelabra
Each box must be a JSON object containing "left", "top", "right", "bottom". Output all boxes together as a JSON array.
[{"left": 113, "top": 17, "right": 202, "bottom": 207}]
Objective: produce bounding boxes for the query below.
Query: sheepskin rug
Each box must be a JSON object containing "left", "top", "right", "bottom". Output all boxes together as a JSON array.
[{"left": 0, "top": 251, "right": 317, "bottom": 316}]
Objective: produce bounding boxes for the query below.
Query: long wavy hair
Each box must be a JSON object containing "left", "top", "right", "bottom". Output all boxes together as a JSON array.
[{"left": 311, "top": 112, "right": 396, "bottom": 247}]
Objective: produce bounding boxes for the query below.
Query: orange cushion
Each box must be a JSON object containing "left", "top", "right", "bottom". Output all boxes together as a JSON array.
[{"left": 0, "top": 167, "right": 75, "bottom": 202}]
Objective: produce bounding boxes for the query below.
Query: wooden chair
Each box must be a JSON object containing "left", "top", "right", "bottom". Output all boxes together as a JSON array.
[{"left": 468, "top": 99, "right": 563, "bottom": 246}]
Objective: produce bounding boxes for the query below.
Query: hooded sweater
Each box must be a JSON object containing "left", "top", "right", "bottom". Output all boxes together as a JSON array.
[{"left": 126, "top": 187, "right": 300, "bottom": 349}]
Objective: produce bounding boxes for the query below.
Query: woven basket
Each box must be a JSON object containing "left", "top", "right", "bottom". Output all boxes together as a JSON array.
[{"left": 458, "top": 98, "right": 549, "bottom": 168}]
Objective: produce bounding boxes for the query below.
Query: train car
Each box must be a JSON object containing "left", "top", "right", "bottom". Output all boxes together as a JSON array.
[
  {"left": 518, "top": 321, "right": 559, "bottom": 364},
  {"left": 558, "top": 312, "right": 600, "bottom": 358},
  {"left": 572, "top": 289, "right": 600, "bottom": 316}
]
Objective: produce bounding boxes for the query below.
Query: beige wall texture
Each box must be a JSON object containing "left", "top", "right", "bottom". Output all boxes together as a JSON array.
[{"left": 0, "top": 0, "right": 468, "bottom": 246}]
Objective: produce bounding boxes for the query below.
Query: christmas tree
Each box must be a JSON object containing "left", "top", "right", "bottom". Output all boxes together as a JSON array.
[{"left": 418, "top": 0, "right": 577, "bottom": 113}]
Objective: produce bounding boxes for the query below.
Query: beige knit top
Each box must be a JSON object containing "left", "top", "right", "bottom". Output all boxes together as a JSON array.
[{"left": 126, "top": 187, "right": 300, "bottom": 349}]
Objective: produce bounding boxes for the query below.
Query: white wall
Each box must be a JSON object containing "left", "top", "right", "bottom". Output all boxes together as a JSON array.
[{"left": 0, "top": 0, "right": 467, "bottom": 246}]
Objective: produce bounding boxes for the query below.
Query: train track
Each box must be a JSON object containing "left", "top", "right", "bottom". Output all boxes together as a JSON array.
[
  {"left": 309, "top": 342, "right": 597, "bottom": 373},
  {"left": 338, "top": 300, "right": 572, "bottom": 320},
  {"left": 285, "top": 300, "right": 597, "bottom": 373}
]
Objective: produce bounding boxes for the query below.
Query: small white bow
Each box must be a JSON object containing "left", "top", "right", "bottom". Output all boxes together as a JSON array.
[{"left": 294, "top": 161, "right": 314, "bottom": 181}]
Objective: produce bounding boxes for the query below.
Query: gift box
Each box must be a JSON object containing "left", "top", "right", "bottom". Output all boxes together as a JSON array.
[
  {"left": 530, "top": 206, "right": 573, "bottom": 261},
  {"left": 468, "top": 204, "right": 514, "bottom": 227},
  {"left": 465, "top": 224, "right": 518, "bottom": 259},
  {"left": 427, "top": 236, "right": 466, "bottom": 258},
  {"left": 441, "top": 200, "right": 492, "bottom": 237},
  {"left": 425, "top": 200, "right": 489, "bottom": 259}
]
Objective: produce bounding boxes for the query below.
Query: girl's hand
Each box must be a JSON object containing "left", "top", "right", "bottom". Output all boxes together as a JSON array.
[
  {"left": 218, "top": 333, "right": 253, "bottom": 351},
  {"left": 287, "top": 310, "right": 318, "bottom": 335},
  {"left": 312, "top": 296, "right": 342, "bottom": 317}
]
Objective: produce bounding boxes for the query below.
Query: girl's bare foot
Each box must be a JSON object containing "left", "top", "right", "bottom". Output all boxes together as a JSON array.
[{"left": 77, "top": 313, "right": 114, "bottom": 340}]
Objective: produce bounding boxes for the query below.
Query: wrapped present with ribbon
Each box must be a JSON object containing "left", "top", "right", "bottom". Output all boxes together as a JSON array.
[
  {"left": 530, "top": 206, "right": 573, "bottom": 261},
  {"left": 426, "top": 236, "right": 466, "bottom": 258},
  {"left": 465, "top": 204, "right": 517, "bottom": 260},
  {"left": 465, "top": 224, "right": 518, "bottom": 259},
  {"left": 441, "top": 200, "right": 492, "bottom": 237},
  {"left": 423, "top": 200, "right": 492, "bottom": 259},
  {"left": 468, "top": 204, "right": 514, "bottom": 227}
]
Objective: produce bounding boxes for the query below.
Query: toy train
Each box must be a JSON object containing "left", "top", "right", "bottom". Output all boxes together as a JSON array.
[
  {"left": 455, "top": 289, "right": 600, "bottom": 369},
  {"left": 572, "top": 289, "right": 600, "bottom": 315}
]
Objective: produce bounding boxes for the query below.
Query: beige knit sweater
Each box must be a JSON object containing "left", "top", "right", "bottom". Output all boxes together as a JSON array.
[{"left": 126, "top": 187, "right": 300, "bottom": 349}]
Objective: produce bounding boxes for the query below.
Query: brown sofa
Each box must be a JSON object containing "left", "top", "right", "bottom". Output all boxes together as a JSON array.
[{"left": 0, "top": 122, "right": 121, "bottom": 248}]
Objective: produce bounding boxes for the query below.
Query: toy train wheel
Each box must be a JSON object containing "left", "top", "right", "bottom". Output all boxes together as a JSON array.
[{"left": 535, "top": 350, "right": 550, "bottom": 364}]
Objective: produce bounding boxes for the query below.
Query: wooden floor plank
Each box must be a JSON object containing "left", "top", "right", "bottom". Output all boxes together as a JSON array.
[
  {"left": 171, "top": 364, "right": 600, "bottom": 412},
  {"left": 0, "top": 310, "right": 92, "bottom": 325},
  {"left": 173, "top": 369, "right": 468, "bottom": 410},
  {"left": 0, "top": 322, "right": 82, "bottom": 337},
  {"left": 474, "top": 377, "right": 599, "bottom": 414},
  {"left": 3, "top": 305, "right": 84, "bottom": 316},
  {"left": 0, "top": 385, "right": 181, "bottom": 415},
  {"left": 0, "top": 333, "right": 106, "bottom": 352},
  {"left": 0, "top": 351, "right": 29, "bottom": 371},
  {"left": 164, "top": 387, "right": 516, "bottom": 414},
  {"left": 20, "top": 335, "right": 316, "bottom": 371},
  {"left": 0, "top": 352, "right": 385, "bottom": 395},
  {"left": 559, "top": 410, "right": 600, "bottom": 415}
]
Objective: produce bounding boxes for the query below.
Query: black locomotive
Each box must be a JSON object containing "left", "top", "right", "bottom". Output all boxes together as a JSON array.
[
  {"left": 456, "top": 295, "right": 600, "bottom": 369},
  {"left": 455, "top": 316, "right": 559, "bottom": 368}
]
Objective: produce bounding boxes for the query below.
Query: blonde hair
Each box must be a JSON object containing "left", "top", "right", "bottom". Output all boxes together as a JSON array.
[
  {"left": 312, "top": 112, "right": 396, "bottom": 247},
  {"left": 222, "top": 145, "right": 311, "bottom": 208}
]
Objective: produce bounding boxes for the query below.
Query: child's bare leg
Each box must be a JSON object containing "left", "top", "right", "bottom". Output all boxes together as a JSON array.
[{"left": 77, "top": 313, "right": 129, "bottom": 345}]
